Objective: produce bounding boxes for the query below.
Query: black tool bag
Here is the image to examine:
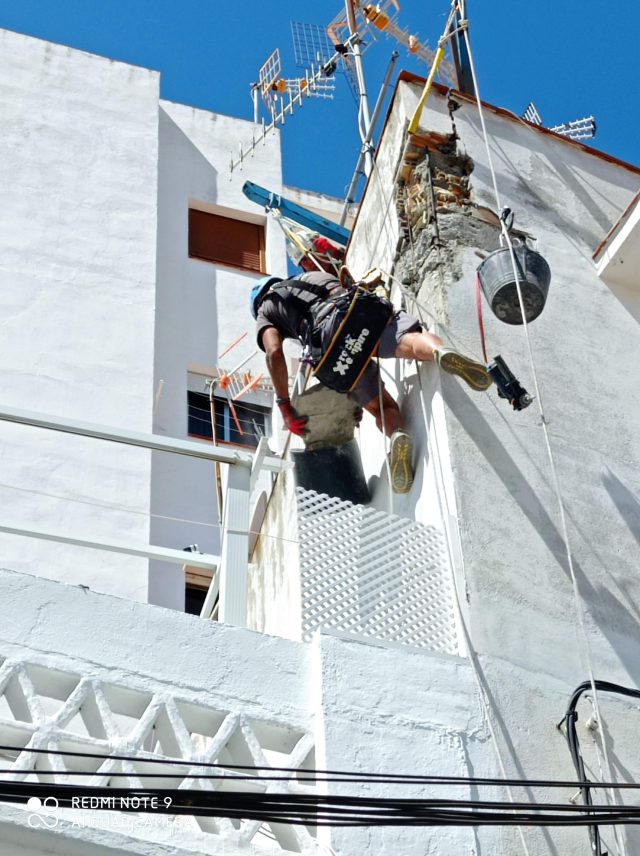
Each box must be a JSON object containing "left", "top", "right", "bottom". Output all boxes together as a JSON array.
[{"left": 312, "top": 290, "right": 393, "bottom": 393}]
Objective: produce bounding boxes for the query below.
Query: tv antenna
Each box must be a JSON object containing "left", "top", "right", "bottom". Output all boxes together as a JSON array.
[
  {"left": 251, "top": 46, "right": 336, "bottom": 125},
  {"left": 291, "top": 20, "right": 361, "bottom": 102},
  {"left": 232, "top": 32, "right": 361, "bottom": 172},
  {"left": 327, "top": 0, "right": 455, "bottom": 87},
  {"left": 231, "top": 1, "right": 458, "bottom": 174},
  {"left": 522, "top": 101, "right": 596, "bottom": 142}
]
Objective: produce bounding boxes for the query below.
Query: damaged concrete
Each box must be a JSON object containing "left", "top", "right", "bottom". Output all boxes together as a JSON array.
[
  {"left": 291, "top": 385, "right": 369, "bottom": 504},
  {"left": 394, "top": 128, "right": 504, "bottom": 324},
  {"left": 394, "top": 117, "right": 542, "bottom": 331}
]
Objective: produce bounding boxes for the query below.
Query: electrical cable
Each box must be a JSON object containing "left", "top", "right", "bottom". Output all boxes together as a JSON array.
[
  {"left": 5, "top": 780, "right": 640, "bottom": 828},
  {"left": 3, "top": 744, "right": 640, "bottom": 790},
  {"left": 559, "top": 681, "right": 640, "bottom": 856}
]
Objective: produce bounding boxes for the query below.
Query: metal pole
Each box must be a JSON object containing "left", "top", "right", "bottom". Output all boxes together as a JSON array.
[
  {"left": 214, "top": 463, "right": 251, "bottom": 626},
  {"left": 0, "top": 404, "right": 290, "bottom": 473},
  {"left": 251, "top": 84, "right": 260, "bottom": 124},
  {"left": 340, "top": 50, "right": 399, "bottom": 226},
  {"left": 344, "top": 0, "right": 373, "bottom": 176},
  {"left": 0, "top": 522, "right": 219, "bottom": 570}
]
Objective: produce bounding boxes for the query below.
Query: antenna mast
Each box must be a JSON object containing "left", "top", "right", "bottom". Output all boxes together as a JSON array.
[{"left": 345, "top": 0, "right": 374, "bottom": 176}]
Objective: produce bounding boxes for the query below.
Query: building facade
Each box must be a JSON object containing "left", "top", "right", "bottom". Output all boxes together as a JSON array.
[{"left": 1, "top": 27, "right": 640, "bottom": 856}]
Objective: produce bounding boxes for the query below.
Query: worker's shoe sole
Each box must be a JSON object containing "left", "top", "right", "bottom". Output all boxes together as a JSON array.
[
  {"left": 436, "top": 348, "right": 492, "bottom": 392},
  {"left": 389, "top": 430, "right": 414, "bottom": 495}
]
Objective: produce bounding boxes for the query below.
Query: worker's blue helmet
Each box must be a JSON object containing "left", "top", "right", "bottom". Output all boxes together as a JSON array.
[{"left": 250, "top": 276, "right": 283, "bottom": 319}]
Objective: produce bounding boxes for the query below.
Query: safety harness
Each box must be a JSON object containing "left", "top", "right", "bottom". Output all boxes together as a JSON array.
[{"left": 267, "top": 277, "right": 393, "bottom": 394}]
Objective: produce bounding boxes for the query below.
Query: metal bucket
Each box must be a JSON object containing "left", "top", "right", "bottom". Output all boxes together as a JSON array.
[{"left": 477, "top": 244, "right": 551, "bottom": 325}]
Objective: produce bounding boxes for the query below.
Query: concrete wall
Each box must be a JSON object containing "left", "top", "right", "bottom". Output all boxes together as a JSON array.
[
  {"left": 402, "top": 82, "right": 640, "bottom": 685},
  {"left": 7, "top": 568, "right": 640, "bottom": 855},
  {"left": 0, "top": 567, "right": 314, "bottom": 854},
  {"left": 247, "top": 469, "right": 302, "bottom": 640},
  {"left": 0, "top": 30, "right": 159, "bottom": 600}
]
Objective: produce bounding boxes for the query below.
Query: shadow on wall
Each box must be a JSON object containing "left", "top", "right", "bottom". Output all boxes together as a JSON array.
[
  {"left": 603, "top": 469, "right": 640, "bottom": 547},
  {"left": 444, "top": 381, "right": 640, "bottom": 688}
]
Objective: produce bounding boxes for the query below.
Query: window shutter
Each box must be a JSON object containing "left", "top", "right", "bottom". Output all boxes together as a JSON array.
[{"left": 189, "top": 209, "right": 265, "bottom": 273}]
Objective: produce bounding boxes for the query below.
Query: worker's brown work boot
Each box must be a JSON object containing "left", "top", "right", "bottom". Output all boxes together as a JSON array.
[
  {"left": 435, "top": 348, "right": 492, "bottom": 392},
  {"left": 389, "top": 430, "right": 414, "bottom": 494}
]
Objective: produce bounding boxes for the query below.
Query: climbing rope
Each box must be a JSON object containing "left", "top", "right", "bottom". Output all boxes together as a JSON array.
[{"left": 402, "top": 220, "right": 535, "bottom": 856}]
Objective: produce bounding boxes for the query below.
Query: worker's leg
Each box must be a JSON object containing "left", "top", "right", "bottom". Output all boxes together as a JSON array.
[
  {"left": 362, "top": 386, "right": 404, "bottom": 437},
  {"left": 362, "top": 385, "right": 414, "bottom": 494},
  {"left": 394, "top": 328, "right": 492, "bottom": 392},
  {"left": 379, "top": 311, "right": 491, "bottom": 391},
  {"left": 394, "top": 330, "right": 443, "bottom": 361}
]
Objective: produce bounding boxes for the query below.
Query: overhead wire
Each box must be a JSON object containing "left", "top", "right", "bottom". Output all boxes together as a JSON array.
[
  {"left": 4, "top": 742, "right": 640, "bottom": 790},
  {"left": 5, "top": 780, "right": 640, "bottom": 828}
]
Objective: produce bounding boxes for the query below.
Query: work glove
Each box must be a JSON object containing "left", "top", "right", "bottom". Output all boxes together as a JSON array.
[{"left": 277, "top": 398, "right": 309, "bottom": 436}]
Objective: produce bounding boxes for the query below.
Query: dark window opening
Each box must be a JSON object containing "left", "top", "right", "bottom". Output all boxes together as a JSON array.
[
  {"left": 188, "top": 208, "right": 265, "bottom": 273},
  {"left": 185, "top": 567, "right": 215, "bottom": 617},
  {"left": 187, "top": 390, "right": 267, "bottom": 449},
  {"left": 185, "top": 584, "right": 209, "bottom": 616}
]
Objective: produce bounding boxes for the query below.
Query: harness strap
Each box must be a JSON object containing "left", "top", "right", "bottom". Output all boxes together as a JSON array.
[{"left": 269, "top": 278, "right": 334, "bottom": 308}]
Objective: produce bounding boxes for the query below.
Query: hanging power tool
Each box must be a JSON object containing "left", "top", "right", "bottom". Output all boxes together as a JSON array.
[{"left": 488, "top": 355, "right": 532, "bottom": 411}]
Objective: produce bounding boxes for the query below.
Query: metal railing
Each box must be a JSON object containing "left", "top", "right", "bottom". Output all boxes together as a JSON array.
[{"left": 0, "top": 405, "right": 291, "bottom": 627}]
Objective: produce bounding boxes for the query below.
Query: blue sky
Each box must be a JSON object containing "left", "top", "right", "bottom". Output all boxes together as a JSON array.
[{"left": 1, "top": 0, "right": 638, "bottom": 201}]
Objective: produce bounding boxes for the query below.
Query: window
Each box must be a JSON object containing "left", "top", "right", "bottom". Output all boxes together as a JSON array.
[
  {"left": 187, "top": 391, "right": 268, "bottom": 449},
  {"left": 188, "top": 208, "right": 266, "bottom": 273},
  {"left": 184, "top": 567, "right": 214, "bottom": 617}
]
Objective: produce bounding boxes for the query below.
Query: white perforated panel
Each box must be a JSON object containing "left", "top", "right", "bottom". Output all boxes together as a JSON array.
[{"left": 297, "top": 489, "right": 458, "bottom": 654}]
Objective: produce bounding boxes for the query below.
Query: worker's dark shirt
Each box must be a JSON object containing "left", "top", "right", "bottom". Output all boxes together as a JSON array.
[{"left": 255, "top": 271, "right": 340, "bottom": 350}]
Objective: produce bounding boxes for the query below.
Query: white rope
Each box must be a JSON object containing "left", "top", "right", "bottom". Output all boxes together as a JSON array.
[
  {"left": 460, "top": 18, "right": 626, "bottom": 856},
  {"left": 376, "top": 356, "right": 394, "bottom": 516},
  {"left": 346, "top": 52, "right": 534, "bottom": 854},
  {"left": 404, "top": 262, "right": 534, "bottom": 856}
]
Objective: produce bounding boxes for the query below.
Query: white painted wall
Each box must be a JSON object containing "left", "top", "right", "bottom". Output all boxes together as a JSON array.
[
  {"left": 149, "top": 100, "right": 288, "bottom": 609},
  {"left": 0, "top": 28, "right": 359, "bottom": 614},
  {"left": 7, "top": 568, "right": 640, "bottom": 855},
  {"left": 351, "top": 78, "right": 640, "bottom": 678},
  {"left": 402, "top": 82, "right": 640, "bottom": 686},
  {"left": 0, "top": 30, "right": 159, "bottom": 600}
]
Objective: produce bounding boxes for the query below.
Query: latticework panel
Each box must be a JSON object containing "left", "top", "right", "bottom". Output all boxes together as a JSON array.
[
  {"left": 0, "top": 656, "right": 315, "bottom": 852},
  {"left": 297, "top": 489, "right": 458, "bottom": 654}
]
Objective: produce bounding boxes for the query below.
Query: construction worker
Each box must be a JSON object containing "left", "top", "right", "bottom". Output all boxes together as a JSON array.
[{"left": 251, "top": 243, "right": 491, "bottom": 494}]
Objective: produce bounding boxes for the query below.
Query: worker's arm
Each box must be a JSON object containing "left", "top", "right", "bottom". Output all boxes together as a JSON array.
[
  {"left": 262, "top": 327, "right": 290, "bottom": 401},
  {"left": 261, "top": 326, "right": 308, "bottom": 436}
]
